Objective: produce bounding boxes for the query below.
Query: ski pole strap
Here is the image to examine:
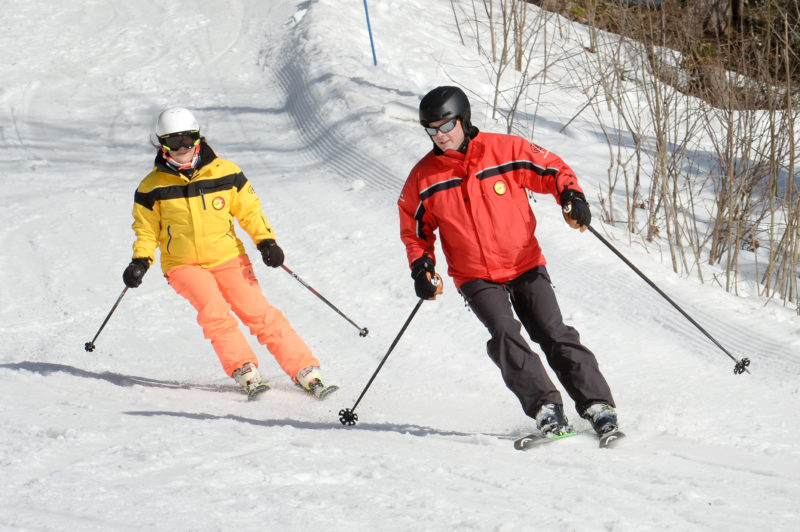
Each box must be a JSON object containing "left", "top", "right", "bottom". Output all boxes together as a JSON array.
[{"left": 588, "top": 225, "right": 750, "bottom": 374}]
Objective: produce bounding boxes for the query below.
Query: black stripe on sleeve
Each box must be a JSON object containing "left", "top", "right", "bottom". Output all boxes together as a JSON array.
[
  {"left": 414, "top": 203, "right": 427, "bottom": 239},
  {"left": 414, "top": 178, "right": 462, "bottom": 239},
  {"left": 475, "top": 160, "right": 558, "bottom": 180}
]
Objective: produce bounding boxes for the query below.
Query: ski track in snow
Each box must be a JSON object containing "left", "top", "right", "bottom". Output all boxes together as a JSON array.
[{"left": 269, "top": 21, "right": 404, "bottom": 192}]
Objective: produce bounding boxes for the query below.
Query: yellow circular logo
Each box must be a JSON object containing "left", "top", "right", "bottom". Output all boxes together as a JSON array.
[
  {"left": 494, "top": 181, "right": 507, "bottom": 195},
  {"left": 212, "top": 196, "right": 226, "bottom": 210}
]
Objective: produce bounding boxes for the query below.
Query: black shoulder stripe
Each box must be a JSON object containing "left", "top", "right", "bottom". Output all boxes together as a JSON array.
[
  {"left": 420, "top": 177, "right": 462, "bottom": 200},
  {"left": 134, "top": 189, "right": 153, "bottom": 210},
  {"left": 134, "top": 172, "right": 248, "bottom": 210},
  {"left": 476, "top": 160, "right": 558, "bottom": 180},
  {"left": 134, "top": 187, "right": 186, "bottom": 210},
  {"left": 201, "top": 172, "right": 248, "bottom": 194}
]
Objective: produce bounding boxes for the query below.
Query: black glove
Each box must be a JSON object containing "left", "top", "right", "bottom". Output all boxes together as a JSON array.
[
  {"left": 411, "top": 256, "right": 438, "bottom": 299},
  {"left": 560, "top": 189, "right": 591, "bottom": 227},
  {"left": 123, "top": 258, "right": 150, "bottom": 288},
  {"left": 257, "top": 239, "right": 284, "bottom": 268}
]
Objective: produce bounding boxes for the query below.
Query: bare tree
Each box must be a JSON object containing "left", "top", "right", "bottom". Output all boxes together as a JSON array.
[{"left": 453, "top": 0, "right": 800, "bottom": 310}]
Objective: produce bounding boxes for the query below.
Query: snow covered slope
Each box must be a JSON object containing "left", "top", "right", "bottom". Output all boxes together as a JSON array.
[{"left": 1, "top": 1, "right": 798, "bottom": 530}]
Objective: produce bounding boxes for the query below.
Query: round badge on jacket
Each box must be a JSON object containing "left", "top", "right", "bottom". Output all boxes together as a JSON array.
[
  {"left": 212, "top": 196, "right": 226, "bottom": 210},
  {"left": 494, "top": 181, "right": 507, "bottom": 195}
]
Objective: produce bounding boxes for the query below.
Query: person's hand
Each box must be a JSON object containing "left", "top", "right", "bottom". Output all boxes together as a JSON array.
[
  {"left": 560, "top": 189, "right": 591, "bottom": 231},
  {"left": 411, "top": 256, "right": 443, "bottom": 300},
  {"left": 123, "top": 258, "right": 150, "bottom": 288},
  {"left": 257, "top": 239, "right": 285, "bottom": 268}
]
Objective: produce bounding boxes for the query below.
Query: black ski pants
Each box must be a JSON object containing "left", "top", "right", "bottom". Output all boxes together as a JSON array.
[{"left": 459, "top": 265, "right": 614, "bottom": 420}]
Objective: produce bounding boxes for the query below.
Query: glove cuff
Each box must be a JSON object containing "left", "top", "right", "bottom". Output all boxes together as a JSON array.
[
  {"left": 257, "top": 239, "right": 276, "bottom": 252},
  {"left": 131, "top": 257, "right": 151, "bottom": 270},
  {"left": 560, "top": 189, "right": 586, "bottom": 206},
  {"left": 410, "top": 256, "right": 435, "bottom": 280}
]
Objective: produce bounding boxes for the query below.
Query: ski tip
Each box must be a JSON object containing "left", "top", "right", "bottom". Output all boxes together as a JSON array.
[
  {"left": 598, "top": 430, "right": 626, "bottom": 448},
  {"left": 513, "top": 434, "right": 537, "bottom": 450},
  {"left": 314, "top": 384, "right": 339, "bottom": 401}
]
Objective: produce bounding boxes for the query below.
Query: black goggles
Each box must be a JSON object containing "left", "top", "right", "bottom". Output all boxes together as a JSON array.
[
  {"left": 424, "top": 118, "right": 458, "bottom": 137},
  {"left": 159, "top": 130, "right": 200, "bottom": 151}
]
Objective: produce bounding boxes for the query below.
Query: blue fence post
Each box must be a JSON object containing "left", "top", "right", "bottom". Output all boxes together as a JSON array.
[{"left": 363, "top": 0, "right": 377, "bottom": 66}]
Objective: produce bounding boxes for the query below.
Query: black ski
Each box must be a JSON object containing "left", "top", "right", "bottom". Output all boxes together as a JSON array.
[{"left": 514, "top": 429, "right": 626, "bottom": 450}]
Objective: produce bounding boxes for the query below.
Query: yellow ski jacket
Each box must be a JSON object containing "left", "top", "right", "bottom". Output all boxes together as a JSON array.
[{"left": 131, "top": 142, "right": 276, "bottom": 274}]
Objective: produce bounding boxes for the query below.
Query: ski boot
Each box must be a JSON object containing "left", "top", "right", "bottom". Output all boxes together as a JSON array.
[
  {"left": 535, "top": 403, "right": 574, "bottom": 437},
  {"left": 233, "top": 363, "right": 269, "bottom": 400},
  {"left": 295, "top": 366, "right": 338, "bottom": 400},
  {"left": 581, "top": 403, "right": 618, "bottom": 435}
]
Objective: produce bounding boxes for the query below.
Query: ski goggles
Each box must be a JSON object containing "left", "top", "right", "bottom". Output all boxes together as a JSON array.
[
  {"left": 159, "top": 130, "right": 200, "bottom": 151},
  {"left": 424, "top": 118, "right": 458, "bottom": 137}
]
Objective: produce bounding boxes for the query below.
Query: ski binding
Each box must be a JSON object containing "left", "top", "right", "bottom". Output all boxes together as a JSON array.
[
  {"left": 246, "top": 383, "right": 270, "bottom": 401},
  {"left": 308, "top": 382, "right": 338, "bottom": 400}
]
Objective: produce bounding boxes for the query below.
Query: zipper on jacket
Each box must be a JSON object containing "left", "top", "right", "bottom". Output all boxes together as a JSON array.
[
  {"left": 199, "top": 187, "right": 206, "bottom": 209},
  {"left": 462, "top": 172, "right": 491, "bottom": 274},
  {"left": 166, "top": 225, "right": 173, "bottom": 254}
]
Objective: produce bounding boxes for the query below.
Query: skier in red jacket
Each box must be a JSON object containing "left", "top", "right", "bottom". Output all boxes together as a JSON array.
[{"left": 399, "top": 86, "right": 619, "bottom": 438}]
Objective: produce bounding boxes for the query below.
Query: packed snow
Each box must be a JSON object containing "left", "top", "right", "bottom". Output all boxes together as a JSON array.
[{"left": 1, "top": 1, "right": 799, "bottom": 530}]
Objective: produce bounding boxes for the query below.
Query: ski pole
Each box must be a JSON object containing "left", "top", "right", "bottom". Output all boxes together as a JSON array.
[
  {"left": 84, "top": 287, "right": 128, "bottom": 352},
  {"left": 339, "top": 297, "right": 427, "bottom": 425},
  {"left": 588, "top": 225, "right": 751, "bottom": 375},
  {"left": 281, "top": 265, "right": 369, "bottom": 337}
]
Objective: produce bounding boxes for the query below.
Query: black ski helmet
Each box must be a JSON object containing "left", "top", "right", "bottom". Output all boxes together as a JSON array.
[{"left": 419, "top": 86, "right": 472, "bottom": 132}]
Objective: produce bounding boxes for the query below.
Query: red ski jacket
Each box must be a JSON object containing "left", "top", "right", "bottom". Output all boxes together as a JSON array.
[{"left": 398, "top": 131, "right": 583, "bottom": 289}]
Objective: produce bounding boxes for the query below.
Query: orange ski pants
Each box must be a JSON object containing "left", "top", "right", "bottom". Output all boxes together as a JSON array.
[{"left": 165, "top": 254, "right": 319, "bottom": 379}]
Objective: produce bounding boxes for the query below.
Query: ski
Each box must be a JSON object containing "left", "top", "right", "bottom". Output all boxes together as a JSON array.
[
  {"left": 598, "top": 429, "right": 626, "bottom": 448},
  {"left": 513, "top": 431, "right": 579, "bottom": 451},
  {"left": 514, "top": 429, "right": 626, "bottom": 450},
  {"left": 246, "top": 381, "right": 338, "bottom": 401},
  {"left": 307, "top": 382, "right": 339, "bottom": 400}
]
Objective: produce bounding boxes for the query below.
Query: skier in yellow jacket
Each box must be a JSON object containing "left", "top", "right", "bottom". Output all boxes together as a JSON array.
[{"left": 123, "top": 107, "right": 330, "bottom": 399}]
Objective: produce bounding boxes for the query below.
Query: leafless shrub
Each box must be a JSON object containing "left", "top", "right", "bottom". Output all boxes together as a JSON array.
[{"left": 452, "top": 0, "right": 799, "bottom": 311}]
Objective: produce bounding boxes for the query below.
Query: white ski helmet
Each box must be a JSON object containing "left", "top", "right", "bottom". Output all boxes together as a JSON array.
[{"left": 155, "top": 107, "right": 199, "bottom": 137}]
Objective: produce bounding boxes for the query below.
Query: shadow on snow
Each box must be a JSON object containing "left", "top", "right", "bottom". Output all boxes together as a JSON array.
[
  {"left": 1, "top": 360, "right": 510, "bottom": 440},
  {"left": 0, "top": 360, "right": 239, "bottom": 393},
  {"left": 123, "top": 410, "right": 508, "bottom": 440}
]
